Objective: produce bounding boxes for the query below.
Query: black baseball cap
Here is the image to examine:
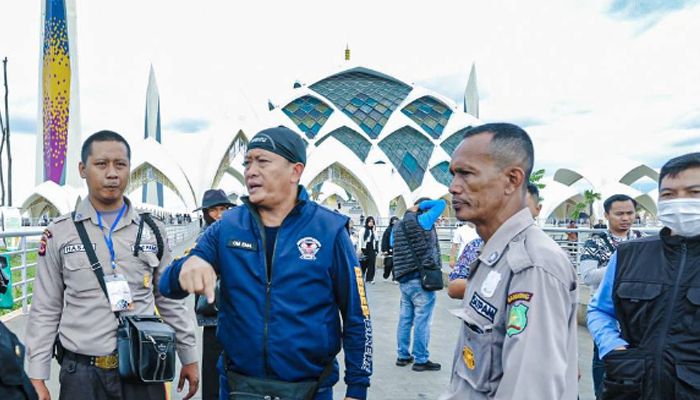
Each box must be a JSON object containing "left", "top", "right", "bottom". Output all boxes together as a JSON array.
[{"left": 247, "top": 126, "right": 306, "bottom": 165}]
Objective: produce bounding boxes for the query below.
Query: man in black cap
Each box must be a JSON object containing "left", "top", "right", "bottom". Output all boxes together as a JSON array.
[
  {"left": 159, "top": 126, "right": 372, "bottom": 399},
  {"left": 192, "top": 189, "right": 234, "bottom": 400}
]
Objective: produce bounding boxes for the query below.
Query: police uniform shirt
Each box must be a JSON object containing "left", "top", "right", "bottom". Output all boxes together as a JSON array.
[
  {"left": 25, "top": 197, "right": 197, "bottom": 380},
  {"left": 441, "top": 208, "right": 579, "bottom": 400}
]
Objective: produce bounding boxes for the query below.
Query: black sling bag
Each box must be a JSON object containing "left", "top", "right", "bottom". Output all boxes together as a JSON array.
[{"left": 72, "top": 215, "right": 176, "bottom": 383}]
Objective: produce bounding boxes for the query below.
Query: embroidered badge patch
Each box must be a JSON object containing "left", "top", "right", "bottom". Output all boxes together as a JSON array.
[
  {"left": 63, "top": 243, "right": 96, "bottom": 254},
  {"left": 480, "top": 270, "right": 501, "bottom": 298},
  {"left": 507, "top": 303, "right": 529, "bottom": 337},
  {"left": 38, "top": 237, "right": 47, "bottom": 257},
  {"left": 297, "top": 237, "right": 321, "bottom": 260},
  {"left": 463, "top": 346, "right": 476, "bottom": 370},
  {"left": 132, "top": 243, "right": 158, "bottom": 254},
  {"left": 469, "top": 292, "right": 498, "bottom": 323},
  {"left": 507, "top": 292, "right": 533, "bottom": 304}
]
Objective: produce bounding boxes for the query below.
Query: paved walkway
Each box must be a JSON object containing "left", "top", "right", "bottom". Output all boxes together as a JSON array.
[{"left": 4, "top": 241, "right": 596, "bottom": 399}]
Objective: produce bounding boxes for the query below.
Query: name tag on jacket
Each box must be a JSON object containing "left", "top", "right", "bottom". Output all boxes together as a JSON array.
[{"left": 227, "top": 239, "right": 257, "bottom": 251}]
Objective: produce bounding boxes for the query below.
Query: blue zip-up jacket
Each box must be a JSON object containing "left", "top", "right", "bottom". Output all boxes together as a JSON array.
[
  {"left": 159, "top": 187, "right": 372, "bottom": 399},
  {"left": 587, "top": 251, "right": 630, "bottom": 358}
]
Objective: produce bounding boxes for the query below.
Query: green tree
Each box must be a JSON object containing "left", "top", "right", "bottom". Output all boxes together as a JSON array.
[
  {"left": 570, "top": 189, "right": 601, "bottom": 226},
  {"left": 529, "top": 168, "right": 546, "bottom": 189}
]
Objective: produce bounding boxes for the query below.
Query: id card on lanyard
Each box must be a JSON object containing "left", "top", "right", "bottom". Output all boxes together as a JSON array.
[{"left": 97, "top": 204, "right": 133, "bottom": 312}]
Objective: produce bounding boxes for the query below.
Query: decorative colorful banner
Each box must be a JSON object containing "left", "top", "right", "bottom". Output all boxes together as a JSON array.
[{"left": 42, "top": 0, "right": 71, "bottom": 185}]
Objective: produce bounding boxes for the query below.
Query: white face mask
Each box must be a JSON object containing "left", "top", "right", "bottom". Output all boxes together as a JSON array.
[{"left": 657, "top": 198, "right": 700, "bottom": 237}]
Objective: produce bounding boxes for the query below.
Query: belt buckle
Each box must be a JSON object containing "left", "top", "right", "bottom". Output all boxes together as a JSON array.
[{"left": 94, "top": 354, "right": 118, "bottom": 369}]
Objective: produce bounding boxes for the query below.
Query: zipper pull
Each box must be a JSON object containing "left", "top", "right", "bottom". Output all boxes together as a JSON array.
[{"left": 266, "top": 281, "right": 271, "bottom": 293}]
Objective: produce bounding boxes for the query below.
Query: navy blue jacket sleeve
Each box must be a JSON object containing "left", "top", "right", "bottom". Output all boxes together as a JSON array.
[
  {"left": 158, "top": 221, "right": 221, "bottom": 299},
  {"left": 331, "top": 226, "right": 372, "bottom": 399},
  {"left": 158, "top": 255, "right": 189, "bottom": 299}
]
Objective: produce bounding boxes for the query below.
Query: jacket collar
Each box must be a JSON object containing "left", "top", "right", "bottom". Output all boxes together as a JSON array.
[
  {"left": 241, "top": 185, "right": 309, "bottom": 217},
  {"left": 478, "top": 208, "right": 534, "bottom": 267},
  {"left": 73, "top": 196, "right": 139, "bottom": 229}
]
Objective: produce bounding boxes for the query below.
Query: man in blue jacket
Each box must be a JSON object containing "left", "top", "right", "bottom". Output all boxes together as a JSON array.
[
  {"left": 588, "top": 152, "right": 700, "bottom": 399},
  {"left": 159, "top": 126, "right": 372, "bottom": 400}
]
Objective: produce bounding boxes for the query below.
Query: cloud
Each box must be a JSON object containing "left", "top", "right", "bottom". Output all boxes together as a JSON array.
[
  {"left": 672, "top": 136, "right": 700, "bottom": 147},
  {"left": 676, "top": 113, "right": 700, "bottom": 129},
  {"left": 164, "top": 118, "right": 210, "bottom": 134},
  {"left": 607, "top": 0, "right": 698, "bottom": 19},
  {"left": 8, "top": 116, "right": 37, "bottom": 134}
]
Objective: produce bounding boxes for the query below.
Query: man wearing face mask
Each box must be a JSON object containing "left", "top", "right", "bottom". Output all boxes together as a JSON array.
[{"left": 588, "top": 152, "right": 700, "bottom": 399}]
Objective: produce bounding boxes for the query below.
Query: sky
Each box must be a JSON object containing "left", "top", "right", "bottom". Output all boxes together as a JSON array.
[{"left": 1, "top": 0, "right": 699, "bottom": 209}]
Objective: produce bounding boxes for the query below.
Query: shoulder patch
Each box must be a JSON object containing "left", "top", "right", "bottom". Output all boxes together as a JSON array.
[
  {"left": 507, "top": 303, "right": 529, "bottom": 337},
  {"left": 507, "top": 291, "right": 533, "bottom": 304}
]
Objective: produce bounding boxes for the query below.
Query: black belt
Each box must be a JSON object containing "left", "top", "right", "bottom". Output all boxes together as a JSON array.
[{"left": 62, "top": 348, "right": 119, "bottom": 370}]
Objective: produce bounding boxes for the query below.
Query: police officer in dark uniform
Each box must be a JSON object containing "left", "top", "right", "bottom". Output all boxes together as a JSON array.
[{"left": 1, "top": 269, "right": 37, "bottom": 400}]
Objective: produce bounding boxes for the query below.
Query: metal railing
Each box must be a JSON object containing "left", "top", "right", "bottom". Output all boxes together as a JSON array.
[
  {"left": 0, "top": 222, "right": 200, "bottom": 316},
  {"left": 372, "top": 224, "right": 660, "bottom": 269}
]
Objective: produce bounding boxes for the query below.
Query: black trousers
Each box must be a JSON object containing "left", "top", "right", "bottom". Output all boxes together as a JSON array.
[
  {"left": 58, "top": 356, "right": 165, "bottom": 400},
  {"left": 202, "top": 326, "right": 224, "bottom": 400},
  {"left": 382, "top": 255, "right": 394, "bottom": 279},
  {"left": 361, "top": 250, "right": 377, "bottom": 282}
]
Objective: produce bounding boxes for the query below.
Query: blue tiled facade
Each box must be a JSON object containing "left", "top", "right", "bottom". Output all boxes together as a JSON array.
[
  {"left": 378, "top": 126, "right": 434, "bottom": 191},
  {"left": 316, "top": 126, "right": 372, "bottom": 162},
  {"left": 281, "top": 95, "right": 333, "bottom": 139},
  {"left": 430, "top": 161, "right": 452, "bottom": 187},
  {"left": 440, "top": 126, "right": 473, "bottom": 156},
  {"left": 401, "top": 96, "right": 453, "bottom": 139},
  {"left": 310, "top": 72, "right": 412, "bottom": 139}
]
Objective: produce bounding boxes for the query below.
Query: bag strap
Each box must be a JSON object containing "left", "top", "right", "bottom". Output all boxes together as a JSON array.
[
  {"left": 398, "top": 221, "right": 423, "bottom": 271},
  {"left": 72, "top": 212, "right": 120, "bottom": 320},
  {"left": 223, "top": 352, "right": 335, "bottom": 390},
  {"left": 133, "top": 213, "right": 165, "bottom": 261}
]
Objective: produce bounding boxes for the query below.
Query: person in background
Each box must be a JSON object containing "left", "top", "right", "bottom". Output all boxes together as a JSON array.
[
  {"left": 392, "top": 197, "right": 446, "bottom": 372},
  {"left": 587, "top": 153, "right": 700, "bottom": 399},
  {"left": 381, "top": 216, "right": 399, "bottom": 283},
  {"left": 567, "top": 220, "right": 579, "bottom": 242},
  {"left": 579, "top": 194, "right": 641, "bottom": 399},
  {"left": 359, "top": 216, "right": 379, "bottom": 284},
  {"left": 449, "top": 223, "right": 478, "bottom": 270},
  {"left": 192, "top": 189, "right": 234, "bottom": 400}
]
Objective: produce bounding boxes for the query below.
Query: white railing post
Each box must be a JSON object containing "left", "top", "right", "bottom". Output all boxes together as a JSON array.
[{"left": 20, "top": 236, "right": 28, "bottom": 314}]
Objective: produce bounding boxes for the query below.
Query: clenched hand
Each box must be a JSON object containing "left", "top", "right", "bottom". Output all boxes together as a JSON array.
[{"left": 178, "top": 255, "right": 217, "bottom": 303}]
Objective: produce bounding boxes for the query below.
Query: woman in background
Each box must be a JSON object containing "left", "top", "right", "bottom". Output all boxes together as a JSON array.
[{"left": 359, "top": 216, "right": 379, "bottom": 284}]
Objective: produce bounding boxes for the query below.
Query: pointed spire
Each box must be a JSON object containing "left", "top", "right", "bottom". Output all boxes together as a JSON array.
[
  {"left": 464, "top": 62, "right": 479, "bottom": 118},
  {"left": 145, "top": 64, "right": 161, "bottom": 142},
  {"left": 345, "top": 44, "right": 351, "bottom": 62}
]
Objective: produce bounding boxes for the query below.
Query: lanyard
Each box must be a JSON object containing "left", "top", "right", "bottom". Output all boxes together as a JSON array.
[{"left": 96, "top": 203, "right": 128, "bottom": 270}]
